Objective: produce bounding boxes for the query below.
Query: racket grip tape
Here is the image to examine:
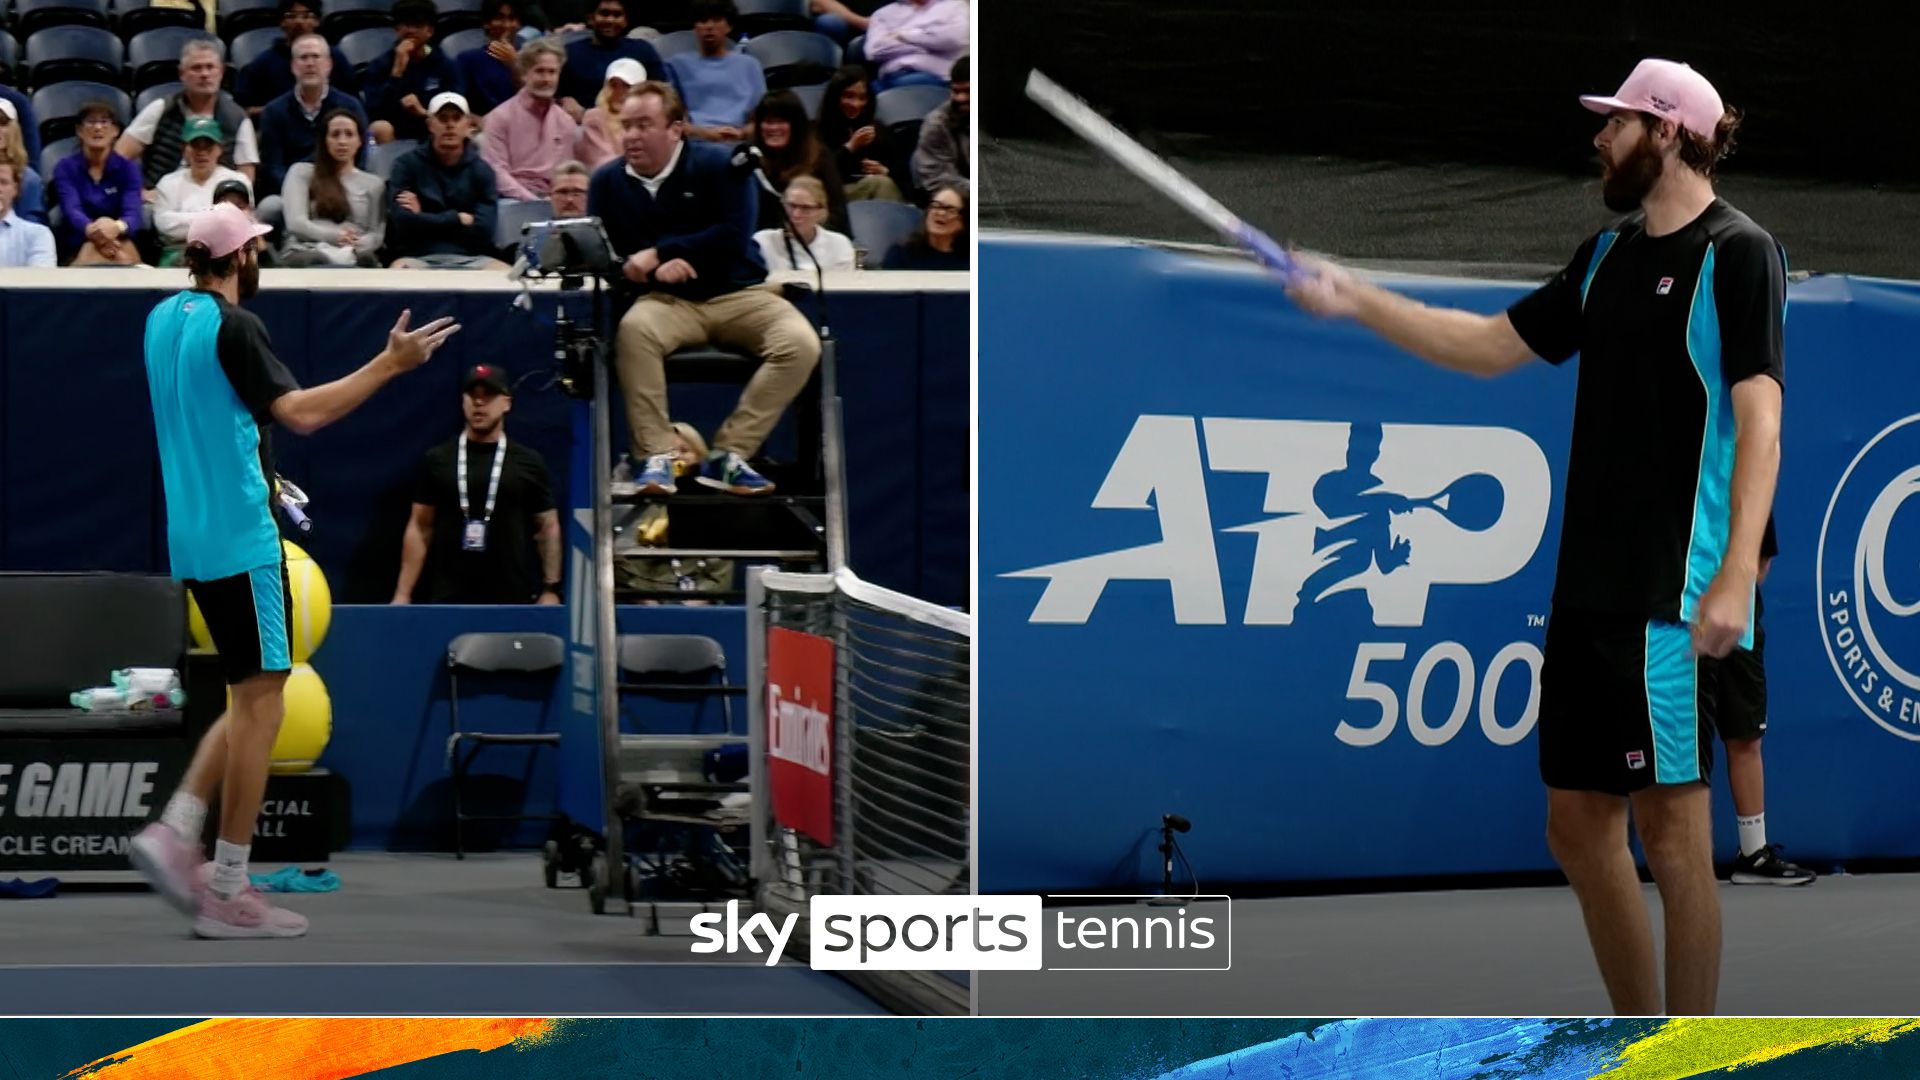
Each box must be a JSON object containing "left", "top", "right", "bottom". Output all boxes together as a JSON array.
[{"left": 1233, "top": 223, "right": 1298, "bottom": 280}]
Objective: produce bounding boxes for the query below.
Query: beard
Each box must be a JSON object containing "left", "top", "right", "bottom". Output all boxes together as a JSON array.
[
  {"left": 237, "top": 253, "right": 260, "bottom": 300},
  {"left": 1601, "top": 133, "right": 1664, "bottom": 212}
]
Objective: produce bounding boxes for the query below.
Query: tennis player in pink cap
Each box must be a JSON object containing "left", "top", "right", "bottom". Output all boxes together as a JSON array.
[
  {"left": 1288, "top": 60, "right": 1786, "bottom": 1014},
  {"left": 130, "top": 202, "right": 460, "bottom": 939}
]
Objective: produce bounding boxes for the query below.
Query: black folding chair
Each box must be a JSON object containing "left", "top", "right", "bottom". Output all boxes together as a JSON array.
[
  {"left": 446, "top": 631, "right": 565, "bottom": 859},
  {"left": 739, "top": 28, "right": 838, "bottom": 90}
]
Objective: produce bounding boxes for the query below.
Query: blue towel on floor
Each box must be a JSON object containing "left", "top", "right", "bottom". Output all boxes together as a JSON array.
[
  {"left": 0, "top": 877, "right": 59, "bottom": 899},
  {"left": 249, "top": 866, "right": 341, "bottom": 893}
]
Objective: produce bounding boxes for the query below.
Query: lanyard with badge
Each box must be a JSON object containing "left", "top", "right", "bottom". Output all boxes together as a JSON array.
[{"left": 458, "top": 433, "right": 507, "bottom": 552}]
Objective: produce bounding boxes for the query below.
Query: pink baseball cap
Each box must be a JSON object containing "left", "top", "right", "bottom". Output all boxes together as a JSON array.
[
  {"left": 1580, "top": 58, "right": 1725, "bottom": 140},
  {"left": 186, "top": 202, "right": 272, "bottom": 258}
]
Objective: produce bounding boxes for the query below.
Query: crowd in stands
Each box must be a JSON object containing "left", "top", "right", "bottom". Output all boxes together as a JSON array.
[{"left": 0, "top": 0, "right": 969, "bottom": 271}]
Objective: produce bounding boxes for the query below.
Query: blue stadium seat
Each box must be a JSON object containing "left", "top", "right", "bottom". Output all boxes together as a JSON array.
[
  {"left": 551, "top": 27, "right": 589, "bottom": 47},
  {"left": 787, "top": 79, "right": 823, "bottom": 119},
  {"left": 39, "top": 134, "right": 79, "bottom": 179},
  {"left": 319, "top": 0, "right": 393, "bottom": 41},
  {"left": 434, "top": 0, "right": 482, "bottom": 35},
  {"left": 873, "top": 82, "right": 943, "bottom": 129},
  {"left": 493, "top": 197, "right": 548, "bottom": 250},
  {"left": 334, "top": 25, "right": 390, "bottom": 77},
  {"left": 31, "top": 79, "right": 129, "bottom": 141},
  {"left": 652, "top": 29, "right": 696, "bottom": 60},
  {"left": 365, "top": 136, "right": 414, "bottom": 177},
  {"left": 217, "top": 0, "right": 280, "bottom": 37},
  {"left": 739, "top": 29, "right": 838, "bottom": 89},
  {"left": 438, "top": 26, "right": 484, "bottom": 60},
  {"left": 111, "top": 0, "right": 204, "bottom": 40},
  {"left": 14, "top": 0, "right": 113, "bottom": 40},
  {"left": 845, "top": 32, "right": 863, "bottom": 68},
  {"left": 227, "top": 24, "right": 280, "bottom": 69},
  {"left": 734, "top": 0, "right": 808, "bottom": 37},
  {"left": 847, "top": 198, "right": 918, "bottom": 264},
  {"left": 134, "top": 77, "right": 180, "bottom": 113},
  {"left": 24, "top": 25, "right": 124, "bottom": 88},
  {"left": 127, "top": 27, "right": 222, "bottom": 91},
  {"left": 0, "top": 32, "right": 19, "bottom": 85}
]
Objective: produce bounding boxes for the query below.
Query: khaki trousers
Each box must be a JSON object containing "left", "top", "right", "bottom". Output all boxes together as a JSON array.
[{"left": 614, "top": 285, "right": 822, "bottom": 459}]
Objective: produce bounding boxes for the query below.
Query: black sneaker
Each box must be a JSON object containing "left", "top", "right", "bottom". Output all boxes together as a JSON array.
[{"left": 1730, "top": 844, "right": 1817, "bottom": 886}]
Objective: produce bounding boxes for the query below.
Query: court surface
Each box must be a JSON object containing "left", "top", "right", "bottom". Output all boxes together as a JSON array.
[
  {"left": 977, "top": 873, "right": 1920, "bottom": 1015},
  {"left": 0, "top": 853, "right": 888, "bottom": 1015}
]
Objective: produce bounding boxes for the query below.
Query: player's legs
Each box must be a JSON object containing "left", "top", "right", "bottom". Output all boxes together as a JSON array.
[
  {"left": 218, "top": 670, "right": 287, "bottom": 846},
  {"left": 1545, "top": 787, "right": 1659, "bottom": 1014},
  {"left": 1630, "top": 782, "right": 1720, "bottom": 1014},
  {"left": 1725, "top": 734, "right": 1764, "bottom": 820}
]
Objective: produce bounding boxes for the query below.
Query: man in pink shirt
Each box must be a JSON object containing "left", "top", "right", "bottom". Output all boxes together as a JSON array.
[
  {"left": 481, "top": 39, "right": 575, "bottom": 200},
  {"left": 863, "top": 0, "right": 968, "bottom": 92}
]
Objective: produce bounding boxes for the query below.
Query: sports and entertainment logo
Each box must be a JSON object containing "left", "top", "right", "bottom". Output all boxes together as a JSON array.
[
  {"left": 1818, "top": 413, "right": 1920, "bottom": 741},
  {"left": 1003, "top": 417, "right": 1552, "bottom": 627}
]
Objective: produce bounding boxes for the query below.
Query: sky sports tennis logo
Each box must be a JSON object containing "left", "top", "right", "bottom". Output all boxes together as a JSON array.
[{"left": 689, "top": 896, "right": 1231, "bottom": 971}]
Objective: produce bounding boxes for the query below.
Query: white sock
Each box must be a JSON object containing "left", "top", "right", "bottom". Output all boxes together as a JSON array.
[
  {"left": 1737, "top": 813, "right": 1767, "bottom": 857},
  {"left": 160, "top": 793, "right": 206, "bottom": 845},
  {"left": 212, "top": 839, "right": 251, "bottom": 900}
]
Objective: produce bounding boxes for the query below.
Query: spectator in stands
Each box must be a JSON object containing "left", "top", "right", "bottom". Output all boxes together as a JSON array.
[
  {"left": 666, "top": 0, "right": 765, "bottom": 143},
  {"left": 212, "top": 178, "right": 280, "bottom": 266},
  {"left": 0, "top": 84, "right": 41, "bottom": 171},
  {"left": 549, "top": 159, "right": 589, "bottom": 217},
  {"left": 153, "top": 119, "right": 254, "bottom": 265},
  {"left": 236, "top": 0, "right": 358, "bottom": 120},
  {"left": 120, "top": 41, "right": 260, "bottom": 196},
  {"left": 456, "top": 0, "right": 525, "bottom": 115},
  {"left": 574, "top": 56, "right": 643, "bottom": 169},
  {"left": 616, "top": 421, "right": 736, "bottom": 601},
  {"left": 393, "top": 363, "right": 561, "bottom": 605},
  {"left": 256, "top": 34, "right": 368, "bottom": 203},
  {"left": 385, "top": 93, "right": 507, "bottom": 268},
  {"left": 588, "top": 81, "right": 820, "bottom": 497},
  {"left": 559, "top": 0, "right": 670, "bottom": 123},
  {"left": 882, "top": 182, "right": 963, "bottom": 269},
  {"left": 863, "top": 0, "right": 967, "bottom": 92},
  {"left": 808, "top": 0, "right": 868, "bottom": 43},
  {"left": 910, "top": 54, "right": 967, "bottom": 198},
  {"left": 750, "top": 90, "right": 847, "bottom": 233},
  {"left": 280, "top": 109, "right": 385, "bottom": 266},
  {"left": 482, "top": 40, "right": 575, "bottom": 200},
  {"left": 0, "top": 101, "right": 45, "bottom": 226},
  {"left": 365, "top": 0, "right": 465, "bottom": 145},
  {"left": 51, "top": 101, "right": 145, "bottom": 265},
  {"left": 755, "top": 175, "right": 853, "bottom": 273},
  {"left": 818, "top": 65, "right": 904, "bottom": 204},
  {"left": 0, "top": 161, "right": 55, "bottom": 268}
]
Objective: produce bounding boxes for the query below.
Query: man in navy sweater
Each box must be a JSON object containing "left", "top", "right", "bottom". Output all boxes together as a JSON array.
[
  {"left": 386, "top": 93, "right": 506, "bottom": 268},
  {"left": 255, "top": 34, "right": 368, "bottom": 202},
  {"left": 587, "top": 81, "right": 820, "bottom": 497}
]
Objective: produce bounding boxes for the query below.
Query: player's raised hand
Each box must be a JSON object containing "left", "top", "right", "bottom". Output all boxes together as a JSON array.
[
  {"left": 386, "top": 309, "right": 462, "bottom": 370},
  {"left": 1284, "top": 253, "right": 1366, "bottom": 319}
]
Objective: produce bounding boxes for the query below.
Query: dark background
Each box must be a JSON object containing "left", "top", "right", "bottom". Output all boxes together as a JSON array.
[{"left": 979, "top": 2, "right": 1920, "bottom": 278}]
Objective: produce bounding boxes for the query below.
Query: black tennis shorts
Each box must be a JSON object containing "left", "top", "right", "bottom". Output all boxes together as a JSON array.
[
  {"left": 187, "top": 559, "right": 293, "bottom": 685},
  {"left": 1538, "top": 607, "right": 1716, "bottom": 795},
  {"left": 1712, "top": 591, "right": 1768, "bottom": 742}
]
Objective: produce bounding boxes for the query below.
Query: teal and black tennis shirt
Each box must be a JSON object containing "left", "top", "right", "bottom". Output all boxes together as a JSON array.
[
  {"left": 144, "top": 289, "right": 300, "bottom": 583},
  {"left": 1507, "top": 198, "right": 1787, "bottom": 628}
]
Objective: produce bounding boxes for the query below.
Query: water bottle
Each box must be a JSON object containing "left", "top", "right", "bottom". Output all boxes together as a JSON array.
[
  {"left": 611, "top": 453, "right": 635, "bottom": 496},
  {"left": 72, "top": 687, "right": 130, "bottom": 711}
]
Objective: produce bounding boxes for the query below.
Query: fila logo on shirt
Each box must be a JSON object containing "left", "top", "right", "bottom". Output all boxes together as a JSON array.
[{"left": 1656, "top": 277, "right": 1675, "bottom": 295}]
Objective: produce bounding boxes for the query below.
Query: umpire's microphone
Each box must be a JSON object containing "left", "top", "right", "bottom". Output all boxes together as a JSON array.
[{"left": 729, "top": 143, "right": 764, "bottom": 175}]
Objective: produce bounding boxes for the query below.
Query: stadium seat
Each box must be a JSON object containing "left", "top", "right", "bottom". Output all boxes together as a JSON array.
[
  {"left": 845, "top": 33, "right": 863, "bottom": 67},
  {"left": 216, "top": 0, "right": 280, "bottom": 37},
  {"left": 319, "top": 0, "right": 392, "bottom": 41},
  {"left": 551, "top": 26, "right": 589, "bottom": 46},
  {"left": 23, "top": 25, "right": 123, "bottom": 88},
  {"left": 437, "top": 26, "right": 484, "bottom": 60},
  {"left": 434, "top": 0, "right": 481, "bottom": 35},
  {"left": 364, "top": 136, "right": 413, "bottom": 177},
  {"left": 31, "top": 79, "right": 129, "bottom": 141},
  {"left": 14, "top": 0, "right": 113, "bottom": 40},
  {"left": 493, "top": 196, "right": 548, "bottom": 251},
  {"left": 127, "top": 27, "right": 221, "bottom": 91},
  {"left": 134, "top": 77, "right": 179, "bottom": 113},
  {"left": 334, "top": 25, "right": 389, "bottom": 77},
  {"left": 38, "top": 134, "right": 78, "bottom": 179},
  {"left": 873, "top": 82, "right": 943, "bottom": 129},
  {"left": 651, "top": 29, "right": 696, "bottom": 60},
  {"left": 111, "top": 0, "right": 204, "bottom": 40},
  {"left": 739, "top": 29, "right": 837, "bottom": 89},
  {"left": 1, "top": 32, "right": 20, "bottom": 85},
  {"left": 733, "top": 0, "right": 808, "bottom": 37},
  {"left": 787, "top": 79, "right": 823, "bottom": 119},
  {"left": 226, "top": 24, "right": 279, "bottom": 70},
  {"left": 846, "top": 198, "right": 919, "bottom": 265}
]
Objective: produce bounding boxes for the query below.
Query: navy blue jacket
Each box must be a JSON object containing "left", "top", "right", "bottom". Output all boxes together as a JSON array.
[
  {"left": 384, "top": 143, "right": 499, "bottom": 259},
  {"left": 587, "top": 140, "right": 766, "bottom": 303},
  {"left": 362, "top": 45, "right": 464, "bottom": 143},
  {"left": 560, "top": 37, "right": 674, "bottom": 109},
  {"left": 256, "top": 87, "right": 369, "bottom": 199}
]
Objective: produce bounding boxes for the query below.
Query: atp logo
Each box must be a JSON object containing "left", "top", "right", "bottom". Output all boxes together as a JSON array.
[
  {"left": 1818, "top": 413, "right": 1920, "bottom": 740},
  {"left": 1003, "top": 416, "right": 1553, "bottom": 626}
]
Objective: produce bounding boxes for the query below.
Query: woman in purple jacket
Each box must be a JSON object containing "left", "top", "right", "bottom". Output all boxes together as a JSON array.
[{"left": 51, "top": 101, "right": 144, "bottom": 265}]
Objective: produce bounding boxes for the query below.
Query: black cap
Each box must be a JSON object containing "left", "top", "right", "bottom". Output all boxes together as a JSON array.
[
  {"left": 463, "top": 363, "right": 511, "bottom": 395},
  {"left": 212, "top": 179, "right": 252, "bottom": 206}
]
